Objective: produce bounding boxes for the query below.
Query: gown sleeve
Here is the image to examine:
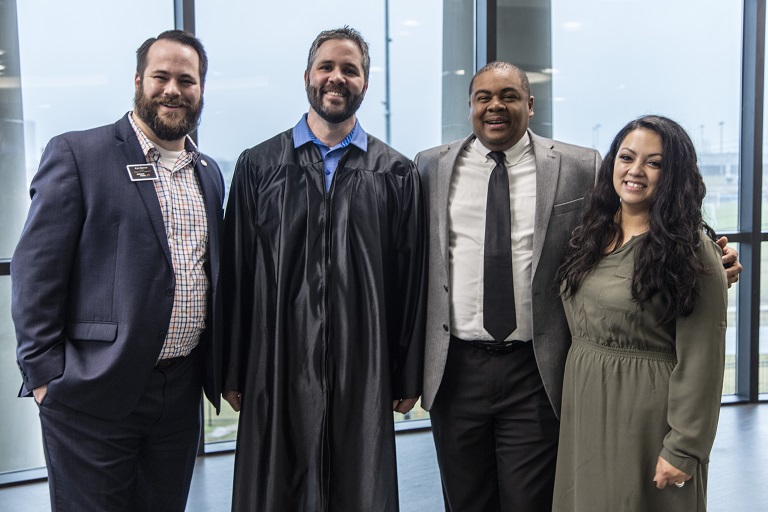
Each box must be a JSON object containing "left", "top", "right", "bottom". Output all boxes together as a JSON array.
[
  {"left": 660, "top": 236, "right": 727, "bottom": 475},
  {"left": 221, "top": 149, "right": 259, "bottom": 392},
  {"left": 388, "top": 160, "right": 427, "bottom": 399}
]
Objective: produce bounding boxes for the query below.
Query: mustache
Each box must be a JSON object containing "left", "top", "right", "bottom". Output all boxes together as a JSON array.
[{"left": 151, "top": 96, "right": 193, "bottom": 109}]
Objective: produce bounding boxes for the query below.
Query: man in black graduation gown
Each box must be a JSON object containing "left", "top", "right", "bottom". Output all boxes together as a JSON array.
[{"left": 221, "top": 27, "right": 426, "bottom": 512}]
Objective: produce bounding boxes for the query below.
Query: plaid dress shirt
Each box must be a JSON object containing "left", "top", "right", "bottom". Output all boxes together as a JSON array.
[{"left": 129, "top": 112, "right": 209, "bottom": 360}]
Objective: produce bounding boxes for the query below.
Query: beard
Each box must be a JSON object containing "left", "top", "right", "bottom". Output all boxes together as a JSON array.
[
  {"left": 306, "top": 82, "right": 364, "bottom": 124},
  {"left": 133, "top": 84, "right": 203, "bottom": 142}
]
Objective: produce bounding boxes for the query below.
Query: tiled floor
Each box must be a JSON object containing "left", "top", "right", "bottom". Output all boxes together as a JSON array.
[{"left": 1, "top": 404, "right": 765, "bottom": 511}]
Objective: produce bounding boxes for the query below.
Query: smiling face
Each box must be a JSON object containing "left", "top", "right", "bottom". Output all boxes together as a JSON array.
[
  {"left": 613, "top": 128, "right": 663, "bottom": 215},
  {"left": 469, "top": 67, "right": 534, "bottom": 151},
  {"left": 304, "top": 38, "right": 368, "bottom": 124},
  {"left": 133, "top": 39, "right": 203, "bottom": 148}
]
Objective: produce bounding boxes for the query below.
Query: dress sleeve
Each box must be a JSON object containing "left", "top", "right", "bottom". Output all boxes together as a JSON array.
[{"left": 660, "top": 237, "right": 727, "bottom": 475}]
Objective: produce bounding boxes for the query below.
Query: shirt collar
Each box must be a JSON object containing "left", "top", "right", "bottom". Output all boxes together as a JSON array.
[
  {"left": 128, "top": 111, "right": 200, "bottom": 163},
  {"left": 472, "top": 130, "right": 531, "bottom": 167},
  {"left": 292, "top": 113, "right": 368, "bottom": 152}
]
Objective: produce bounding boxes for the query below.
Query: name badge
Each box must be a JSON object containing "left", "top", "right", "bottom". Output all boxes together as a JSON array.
[{"left": 126, "top": 164, "right": 158, "bottom": 181}]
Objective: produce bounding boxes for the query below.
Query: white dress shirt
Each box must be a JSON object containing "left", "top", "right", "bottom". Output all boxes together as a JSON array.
[{"left": 448, "top": 133, "right": 536, "bottom": 342}]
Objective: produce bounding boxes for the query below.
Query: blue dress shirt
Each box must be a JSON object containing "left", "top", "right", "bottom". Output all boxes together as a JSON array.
[{"left": 293, "top": 114, "right": 368, "bottom": 191}]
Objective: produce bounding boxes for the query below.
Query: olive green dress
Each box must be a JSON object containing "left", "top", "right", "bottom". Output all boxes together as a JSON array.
[{"left": 553, "top": 234, "right": 727, "bottom": 511}]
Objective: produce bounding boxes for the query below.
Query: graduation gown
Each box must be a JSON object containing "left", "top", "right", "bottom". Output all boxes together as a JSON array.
[{"left": 222, "top": 128, "right": 426, "bottom": 512}]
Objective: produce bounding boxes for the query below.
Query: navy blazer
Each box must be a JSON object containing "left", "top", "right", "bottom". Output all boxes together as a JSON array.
[{"left": 12, "top": 113, "right": 224, "bottom": 420}]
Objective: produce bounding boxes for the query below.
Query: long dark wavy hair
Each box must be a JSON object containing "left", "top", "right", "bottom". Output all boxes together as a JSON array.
[{"left": 557, "top": 115, "right": 716, "bottom": 324}]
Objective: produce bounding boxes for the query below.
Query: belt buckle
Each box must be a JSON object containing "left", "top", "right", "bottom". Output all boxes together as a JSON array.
[{"left": 476, "top": 339, "right": 525, "bottom": 354}]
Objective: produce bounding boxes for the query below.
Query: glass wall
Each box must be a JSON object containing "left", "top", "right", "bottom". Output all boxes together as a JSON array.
[
  {"left": 550, "top": 0, "right": 743, "bottom": 396},
  {"left": 195, "top": 0, "right": 443, "bottom": 193},
  {"left": 761, "top": 243, "right": 768, "bottom": 393},
  {"left": 760, "top": 2, "right": 768, "bottom": 394},
  {"left": 0, "top": 0, "right": 25, "bottom": 259},
  {"left": 726, "top": 254, "right": 740, "bottom": 395},
  {"left": 497, "top": 0, "right": 553, "bottom": 137},
  {"left": 0, "top": 278, "right": 43, "bottom": 474}
]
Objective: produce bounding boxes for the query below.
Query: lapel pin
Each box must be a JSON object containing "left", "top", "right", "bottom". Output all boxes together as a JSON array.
[{"left": 201, "top": 159, "right": 208, "bottom": 167}]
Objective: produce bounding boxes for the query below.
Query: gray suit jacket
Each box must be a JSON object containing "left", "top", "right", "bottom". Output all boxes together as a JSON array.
[{"left": 415, "top": 130, "right": 600, "bottom": 417}]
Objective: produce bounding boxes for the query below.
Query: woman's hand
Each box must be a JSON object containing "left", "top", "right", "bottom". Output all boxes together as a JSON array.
[
  {"left": 717, "top": 236, "right": 742, "bottom": 288},
  {"left": 653, "top": 455, "right": 691, "bottom": 489}
]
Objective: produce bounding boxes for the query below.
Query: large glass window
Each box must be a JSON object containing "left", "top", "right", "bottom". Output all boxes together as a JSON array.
[
  {"left": 1, "top": 0, "right": 27, "bottom": 260},
  {"left": 551, "top": 0, "right": 743, "bottom": 395},
  {"left": 761, "top": 244, "right": 768, "bottom": 393},
  {"left": 760, "top": 3, "right": 768, "bottom": 393},
  {"left": 17, "top": 2, "right": 173, "bottom": 180},
  {"left": 195, "top": 0, "right": 443, "bottom": 194},
  {"left": 0, "top": 278, "right": 43, "bottom": 475},
  {"left": 725, "top": 253, "right": 740, "bottom": 395},
  {"left": 551, "top": 0, "right": 742, "bottom": 234}
]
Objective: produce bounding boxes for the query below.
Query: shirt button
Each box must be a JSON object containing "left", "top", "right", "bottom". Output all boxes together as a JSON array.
[
  {"left": 443, "top": 324, "right": 449, "bottom": 332},
  {"left": 325, "top": 170, "right": 331, "bottom": 175},
  {"left": 443, "top": 284, "right": 449, "bottom": 292}
]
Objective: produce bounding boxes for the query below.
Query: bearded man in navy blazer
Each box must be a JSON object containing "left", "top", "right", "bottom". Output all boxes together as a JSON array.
[{"left": 11, "top": 30, "right": 224, "bottom": 512}]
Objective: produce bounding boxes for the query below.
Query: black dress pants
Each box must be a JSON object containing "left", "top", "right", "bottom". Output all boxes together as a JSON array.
[
  {"left": 430, "top": 338, "right": 560, "bottom": 512},
  {"left": 37, "top": 351, "right": 203, "bottom": 512}
]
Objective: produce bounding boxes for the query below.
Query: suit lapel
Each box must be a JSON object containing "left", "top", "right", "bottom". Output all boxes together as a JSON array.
[
  {"left": 114, "top": 115, "right": 174, "bottom": 269},
  {"left": 436, "top": 135, "right": 473, "bottom": 268},
  {"left": 195, "top": 157, "right": 222, "bottom": 287},
  {"left": 531, "top": 131, "right": 561, "bottom": 279}
]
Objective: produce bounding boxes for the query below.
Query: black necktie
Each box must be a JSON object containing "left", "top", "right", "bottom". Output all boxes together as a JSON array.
[{"left": 483, "top": 151, "right": 516, "bottom": 342}]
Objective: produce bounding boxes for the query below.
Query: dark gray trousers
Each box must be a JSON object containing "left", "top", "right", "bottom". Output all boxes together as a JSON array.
[{"left": 430, "top": 338, "right": 560, "bottom": 512}]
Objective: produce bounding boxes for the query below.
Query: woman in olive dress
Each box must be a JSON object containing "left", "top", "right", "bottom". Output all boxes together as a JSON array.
[{"left": 553, "top": 115, "right": 727, "bottom": 511}]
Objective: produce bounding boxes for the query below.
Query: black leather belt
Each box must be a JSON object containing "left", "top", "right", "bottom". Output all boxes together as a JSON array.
[
  {"left": 451, "top": 335, "right": 530, "bottom": 354},
  {"left": 154, "top": 355, "right": 187, "bottom": 370}
]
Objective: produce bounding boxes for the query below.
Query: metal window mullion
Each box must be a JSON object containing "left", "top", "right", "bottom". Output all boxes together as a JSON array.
[
  {"left": 174, "top": 0, "right": 195, "bottom": 34},
  {"left": 737, "top": 0, "right": 765, "bottom": 402},
  {"left": 475, "top": 0, "right": 497, "bottom": 72}
]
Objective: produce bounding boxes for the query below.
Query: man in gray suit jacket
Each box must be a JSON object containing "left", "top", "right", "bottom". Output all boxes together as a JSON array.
[
  {"left": 12, "top": 30, "right": 224, "bottom": 512},
  {"left": 415, "top": 61, "right": 597, "bottom": 512},
  {"left": 416, "top": 61, "right": 740, "bottom": 512}
]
